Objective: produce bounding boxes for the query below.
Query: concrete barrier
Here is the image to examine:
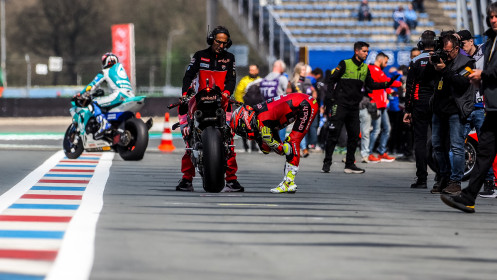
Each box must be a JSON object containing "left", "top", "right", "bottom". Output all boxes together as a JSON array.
[{"left": 0, "top": 97, "right": 180, "bottom": 117}]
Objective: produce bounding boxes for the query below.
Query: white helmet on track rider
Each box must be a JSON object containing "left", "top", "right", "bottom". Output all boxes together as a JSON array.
[{"left": 101, "top": 52, "right": 118, "bottom": 69}]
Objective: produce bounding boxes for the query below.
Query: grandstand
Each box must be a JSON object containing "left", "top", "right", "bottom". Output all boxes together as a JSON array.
[{"left": 221, "top": 0, "right": 486, "bottom": 69}]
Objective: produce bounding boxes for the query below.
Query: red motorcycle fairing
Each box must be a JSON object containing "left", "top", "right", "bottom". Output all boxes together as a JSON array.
[{"left": 187, "top": 87, "right": 229, "bottom": 119}]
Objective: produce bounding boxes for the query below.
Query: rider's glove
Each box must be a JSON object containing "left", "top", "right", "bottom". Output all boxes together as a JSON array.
[
  {"left": 261, "top": 126, "right": 280, "bottom": 150},
  {"left": 222, "top": 90, "right": 230, "bottom": 100},
  {"left": 180, "top": 123, "right": 190, "bottom": 137}
]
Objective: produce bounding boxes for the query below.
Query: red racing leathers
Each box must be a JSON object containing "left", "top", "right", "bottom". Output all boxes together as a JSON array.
[
  {"left": 250, "top": 93, "right": 319, "bottom": 166},
  {"left": 368, "top": 64, "right": 402, "bottom": 109},
  {"left": 180, "top": 47, "right": 237, "bottom": 182}
]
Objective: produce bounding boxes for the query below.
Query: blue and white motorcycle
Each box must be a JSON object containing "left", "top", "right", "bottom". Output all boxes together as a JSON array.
[{"left": 63, "top": 89, "right": 152, "bottom": 160}]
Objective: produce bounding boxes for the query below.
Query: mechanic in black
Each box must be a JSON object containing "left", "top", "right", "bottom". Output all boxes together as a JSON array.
[
  {"left": 403, "top": 30, "right": 438, "bottom": 189},
  {"left": 322, "top": 41, "right": 398, "bottom": 174},
  {"left": 176, "top": 26, "right": 243, "bottom": 193},
  {"left": 182, "top": 26, "right": 236, "bottom": 100}
]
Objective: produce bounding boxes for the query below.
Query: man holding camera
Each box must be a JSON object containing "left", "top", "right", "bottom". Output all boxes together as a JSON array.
[
  {"left": 441, "top": 2, "right": 497, "bottom": 212},
  {"left": 404, "top": 30, "right": 438, "bottom": 189},
  {"left": 430, "top": 33, "right": 475, "bottom": 194}
]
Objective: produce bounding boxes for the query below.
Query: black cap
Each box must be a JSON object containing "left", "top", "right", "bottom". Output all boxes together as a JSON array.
[{"left": 457, "top": 30, "right": 473, "bottom": 41}]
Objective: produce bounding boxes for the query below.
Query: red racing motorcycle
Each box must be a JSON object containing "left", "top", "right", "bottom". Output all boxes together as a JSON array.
[{"left": 168, "top": 80, "right": 238, "bottom": 192}]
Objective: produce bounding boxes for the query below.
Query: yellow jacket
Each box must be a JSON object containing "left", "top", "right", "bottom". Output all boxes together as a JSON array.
[{"left": 234, "top": 75, "right": 260, "bottom": 102}]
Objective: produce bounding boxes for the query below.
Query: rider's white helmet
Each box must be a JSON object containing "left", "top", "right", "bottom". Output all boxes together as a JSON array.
[{"left": 101, "top": 52, "right": 118, "bottom": 69}]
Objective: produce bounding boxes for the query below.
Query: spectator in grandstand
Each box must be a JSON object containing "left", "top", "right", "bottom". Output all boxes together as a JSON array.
[
  {"left": 430, "top": 33, "right": 475, "bottom": 195},
  {"left": 234, "top": 63, "right": 260, "bottom": 152},
  {"left": 457, "top": 29, "right": 497, "bottom": 197},
  {"left": 441, "top": 2, "right": 497, "bottom": 212},
  {"left": 367, "top": 52, "right": 403, "bottom": 163},
  {"left": 322, "top": 41, "right": 399, "bottom": 174},
  {"left": 357, "top": 0, "right": 372, "bottom": 22},
  {"left": 412, "top": 0, "right": 425, "bottom": 13},
  {"left": 393, "top": 6, "right": 411, "bottom": 43},
  {"left": 405, "top": 3, "right": 418, "bottom": 30},
  {"left": 290, "top": 62, "right": 317, "bottom": 158}
]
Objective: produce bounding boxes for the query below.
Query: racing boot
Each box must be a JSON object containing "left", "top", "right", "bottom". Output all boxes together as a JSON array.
[
  {"left": 270, "top": 162, "right": 299, "bottom": 194},
  {"left": 94, "top": 115, "right": 111, "bottom": 140}
]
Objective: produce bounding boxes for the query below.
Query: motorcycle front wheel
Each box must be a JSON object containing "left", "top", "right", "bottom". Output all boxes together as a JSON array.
[
  {"left": 201, "top": 126, "right": 226, "bottom": 193},
  {"left": 116, "top": 118, "right": 149, "bottom": 161},
  {"left": 63, "top": 123, "right": 84, "bottom": 159}
]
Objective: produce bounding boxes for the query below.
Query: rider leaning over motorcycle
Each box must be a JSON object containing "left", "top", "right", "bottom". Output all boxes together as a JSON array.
[
  {"left": 80, "top": 53, "right": 134, "bottom": 139},
  {"left": 176, "top": 25, "right": 244, "bottom": 192},
  {"left": 230, "top": 93, "right": 319, "bottom": 193}
]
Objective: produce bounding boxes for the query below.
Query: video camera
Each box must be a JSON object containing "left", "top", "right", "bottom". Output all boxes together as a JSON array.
[{"left": 430, "top": 36, "right": 448, "bottom": 64}]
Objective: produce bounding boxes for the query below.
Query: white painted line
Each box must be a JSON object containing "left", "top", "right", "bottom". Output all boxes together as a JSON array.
[
  {"left": 0, "top": 238, "right": 61, "bottom": 250},
  {"left": 0, "top": 221, "right": 69, "bottom": 231},
  {"left": 0, "top": 259, "right": 52, "bottom": 276},
  {"left": 0, "top": 134, "right": 62, "bottom": 140},
  {"left": 0, "top": 151, "right": 65, "bottom": 213},
  {"left": 15, "top": 199, "right": 82, "bottom": 205},
  {"left": 47, "top": 152, "right": 114, "bottom": 280},
  {"left": 25, "top": 190, "right": 85, "bottom": 196}
]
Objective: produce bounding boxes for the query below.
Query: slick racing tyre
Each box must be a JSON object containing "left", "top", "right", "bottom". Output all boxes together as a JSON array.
[
  {"left": 63, "top": 123, "right": 84, "bottom": 159},
  {"left": 201, "top": 126, "right": 226, "bottom": 193},
  {"left": 116, "top": 118, "right": 149, "bottom": 161}
]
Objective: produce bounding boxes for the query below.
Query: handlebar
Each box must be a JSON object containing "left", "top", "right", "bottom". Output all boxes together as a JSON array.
[{"left": 167, "top": 92, "right": 243, "bottom": 110}]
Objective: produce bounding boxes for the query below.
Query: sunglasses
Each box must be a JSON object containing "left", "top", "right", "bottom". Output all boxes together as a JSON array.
[{"left": 215, "top": 39, "right": 229, "bottom": 45}]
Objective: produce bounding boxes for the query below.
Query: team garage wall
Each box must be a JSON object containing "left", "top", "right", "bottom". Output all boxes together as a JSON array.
[{"left": 0, "top": 97, "right": 180, "bottom": 117}]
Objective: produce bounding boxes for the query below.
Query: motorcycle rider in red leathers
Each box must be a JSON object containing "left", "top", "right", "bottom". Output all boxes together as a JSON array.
[
  {"left": 176, "top": 26, "right": 244, "bottom": 192},
  {"left": 230, "top": 93, "right": 319, "bottom": 193}
]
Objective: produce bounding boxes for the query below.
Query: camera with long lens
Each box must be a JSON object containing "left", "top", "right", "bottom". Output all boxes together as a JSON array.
[{"left": 430, "top": 36, "right": 448, "bottom": 64}]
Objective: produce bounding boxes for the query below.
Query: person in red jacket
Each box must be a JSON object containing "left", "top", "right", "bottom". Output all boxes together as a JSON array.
[
  {"left": 367, "top": 52, "right": 402, "bottom": 162},
  {"left": 176, "top": 26, "right": 243, "bottom": 192},
  {"left": 230, "top": 93, "right": 319, "bottom": 193}
]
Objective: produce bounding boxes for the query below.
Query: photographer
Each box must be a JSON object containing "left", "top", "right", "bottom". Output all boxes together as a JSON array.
[
  {"left": 404, "top": 30, "right": 438, "bottom": 189},
  {"left": 430, "top": 33, "right": 475, "bottom": 194},
  {"left": 441, "top": 2, "right": 497, "bottom": 213},
  {"left": 457, "top": 29, "right": 496, "bottom": 197}
]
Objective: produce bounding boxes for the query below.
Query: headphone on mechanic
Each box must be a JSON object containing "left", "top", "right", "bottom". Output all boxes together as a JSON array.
[
  {"left": 417, "top": 30, "right": 436, "bottom": 50},
  {"left": 206, "top": 26, "right": 232, "bottom": 49}
]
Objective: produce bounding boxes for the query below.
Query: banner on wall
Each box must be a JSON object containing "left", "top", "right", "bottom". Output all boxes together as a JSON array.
[{"left": 111, "top": 24, "right": 136, "bottom": 89}]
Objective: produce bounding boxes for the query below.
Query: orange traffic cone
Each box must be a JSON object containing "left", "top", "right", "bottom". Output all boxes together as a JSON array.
[{"left": 158, "top": 112, "right": 176, "bottom": 152}]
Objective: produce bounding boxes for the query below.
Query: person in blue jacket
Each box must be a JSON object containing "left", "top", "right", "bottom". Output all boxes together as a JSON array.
[{"left": 80, "top": 52, "right": 134, "bottom": 139}]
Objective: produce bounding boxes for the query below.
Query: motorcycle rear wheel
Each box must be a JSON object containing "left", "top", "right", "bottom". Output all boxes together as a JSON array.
[
  {"left": 63, "top": 123, "right": 84, "bottom": 159},
  {"left": 426, "top": 136, "right": 477, "bottom": 182},
  {"left": 116, "top": 118, "right": 149, "bottom": 161},
  {"left": 201, "top": 126, "right": 226, "bottom": 193}
]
